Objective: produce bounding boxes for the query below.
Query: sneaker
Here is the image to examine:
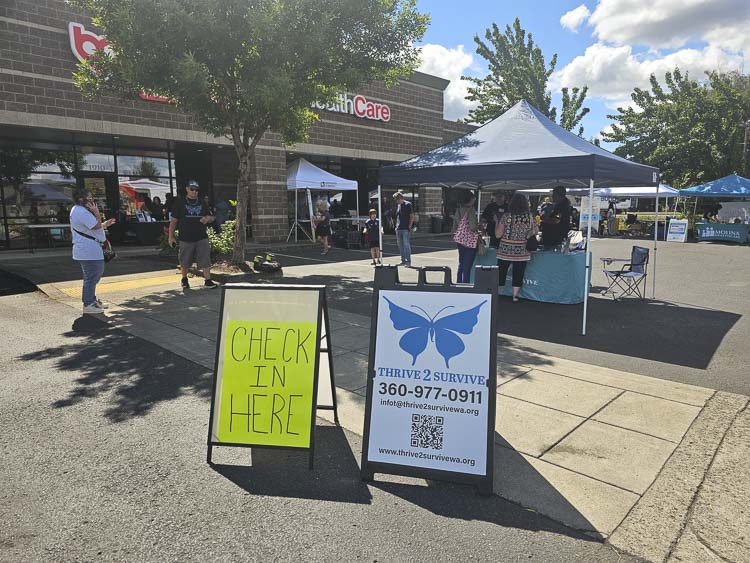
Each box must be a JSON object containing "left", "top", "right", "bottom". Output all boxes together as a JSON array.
[
  {"left": 83, "top": 303, "right": 105, "bottom": 314},
  {"left": 181, "top": 277, "right": 190, "bottom": 289},
  {"left": 204, "top": 279, "right": 218, "bottom": 289},
  {"left": 95, "top": 299, "right": 108, "bottom": 309}
]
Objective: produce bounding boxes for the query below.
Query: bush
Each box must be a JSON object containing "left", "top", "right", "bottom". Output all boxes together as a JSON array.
[
  {"left": 158, "top": 221, "right": 237, "bottom": 259},
  {"left": 207, "top": 220, "right": 236, "bottom": 258}
]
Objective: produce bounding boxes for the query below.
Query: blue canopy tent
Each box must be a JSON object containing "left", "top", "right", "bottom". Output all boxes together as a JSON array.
[
  {"left": 377, "top": 100, "right": 660, "bottom": 335},
  {"left": 679, "top": 174, "right": 750, "bottom": 197}
]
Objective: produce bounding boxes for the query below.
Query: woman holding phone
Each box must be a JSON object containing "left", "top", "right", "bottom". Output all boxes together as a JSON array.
[{"left": 70, "top": 188, "right": 115, "bottom": 314}]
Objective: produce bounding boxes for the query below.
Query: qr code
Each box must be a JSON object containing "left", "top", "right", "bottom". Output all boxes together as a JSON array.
[{"left": 410, "top": 414, "right": 444, "bottom": 450}]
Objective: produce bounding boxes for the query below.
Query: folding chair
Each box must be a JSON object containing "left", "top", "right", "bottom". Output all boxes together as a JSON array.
[{"left": 601, "top": 246, "right": 649, "bottom": 300}]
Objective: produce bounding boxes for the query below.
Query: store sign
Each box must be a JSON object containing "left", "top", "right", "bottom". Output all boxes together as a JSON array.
[
  {"left": 313, "top": 93, "right": 391, "bottom": 122},
  {"left": 361, "top": 266, "right": 497, "bottom": 495},
  {"left": 68, "top": 22, "right": 169, "bottom": 103}
]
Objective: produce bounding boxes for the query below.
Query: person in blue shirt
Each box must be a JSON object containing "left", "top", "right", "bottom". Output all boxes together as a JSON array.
[{"left": 363, "top": 209, "right": 382, "bottom": 265}]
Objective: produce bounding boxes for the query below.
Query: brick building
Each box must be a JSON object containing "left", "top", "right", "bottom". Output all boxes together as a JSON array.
[{"left": 0, "top": 0, "right": 474, "bottom": 249}]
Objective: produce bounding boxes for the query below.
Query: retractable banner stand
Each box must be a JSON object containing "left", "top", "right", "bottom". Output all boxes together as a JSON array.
[
  {"left": 361, "top": 266, "right": 498, "bottom": 495},
  {"left": 206, "top": 284, "right": 338, "bottom": 469}
]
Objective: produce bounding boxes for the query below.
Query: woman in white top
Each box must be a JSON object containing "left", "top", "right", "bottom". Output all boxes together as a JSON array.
[{"left": 70, "top": 188, "right": 115, "bottom": 314}]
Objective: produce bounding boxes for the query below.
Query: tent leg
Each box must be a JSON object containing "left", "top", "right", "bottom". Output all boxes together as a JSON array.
[
  {"left": 582, "top": 179, "right": 594, "bottom": 336},
  {"left": 377, "top": 185, "right": 384, "bottom": 258},
  {"left": 294, "top": 190, "right": 299, "bottom": 242},
  {"left": 653, "top": 185, "right": 659, "bottom": 299}
]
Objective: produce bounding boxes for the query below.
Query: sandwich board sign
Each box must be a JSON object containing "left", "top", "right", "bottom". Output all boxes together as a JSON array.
[
  {"left": 666, "top": 219, "right": 688, "bottom": 242},
  {"left": 361, "top": 266, "right": 497, "bottom": 495},
  {"left": 207, "top": 284, "right": 338, "bottom": 468}
]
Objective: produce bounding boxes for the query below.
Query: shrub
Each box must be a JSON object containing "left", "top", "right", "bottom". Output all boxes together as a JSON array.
[{"left": 207, "top": 220, "right": 236, "bottom": 258}]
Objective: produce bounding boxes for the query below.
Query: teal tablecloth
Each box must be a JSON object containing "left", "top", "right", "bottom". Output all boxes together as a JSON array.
[
  {"left": 471, "top": 249, "right": 589, "bottom": 304},
  {"left": 696, "top": 222, "right": 749, "bottom": 243}
]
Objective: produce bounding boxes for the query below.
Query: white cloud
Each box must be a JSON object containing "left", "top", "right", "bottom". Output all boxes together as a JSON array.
[
  {"left": 589, "top": 0, "right": 750, "bottom": 51},
  {"left": 418, "top": 44, "right": 478, "bottom": 121},
  {"left": 553, "top": 42, "right": 743, "bottom": 103},
  {"left": 560, "top": 5, "right": 591, "bottom": 33}
]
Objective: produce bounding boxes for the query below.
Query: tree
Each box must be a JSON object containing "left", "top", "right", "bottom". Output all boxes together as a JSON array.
[
  {"left": 463, "top": 18, "right": 589, "bottom": 135},
  {"left": 71, "top": 0, "right": 427, "bottom": 263},
  {"left": 0, "top": 149, "right": 78, "bottom": 214},
  {"left": 603, "top": 69, "right": 750, "bottom": 186},
  {"left": 132, "top": 160, "right": 159, "bottom": 180}
]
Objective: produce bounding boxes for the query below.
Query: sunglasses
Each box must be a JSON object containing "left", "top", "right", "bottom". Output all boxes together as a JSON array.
[{"left": 187, "top": 187, "right": 199, "bottom": 191}]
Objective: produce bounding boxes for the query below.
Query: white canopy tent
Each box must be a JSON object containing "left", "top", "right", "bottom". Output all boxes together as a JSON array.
[{"left": 286, "top": 158, "right": 359, "bottom": 242}]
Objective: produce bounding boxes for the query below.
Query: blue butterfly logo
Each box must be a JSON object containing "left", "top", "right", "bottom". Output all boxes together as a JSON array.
[{"left": 383, "top": 297, "right": 487, "bottom": 368}]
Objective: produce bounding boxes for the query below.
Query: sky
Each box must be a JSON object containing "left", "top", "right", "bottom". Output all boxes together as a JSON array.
[{"left": 415, "top": 0, "right": 749, "bottom": 146}]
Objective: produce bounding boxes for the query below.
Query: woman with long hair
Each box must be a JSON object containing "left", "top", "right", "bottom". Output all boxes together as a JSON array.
[
  {"left": 606, "top": 202, "right": 616, "bottom": 236},
  {"left": 496, "top": 193, "right": 538, "bottom": 302},
  {"left": 70, "top": 188, "right": 116, "bottom": 314},
  {"left": 452, "top": 191, "right": 480, "bottom": 283}
]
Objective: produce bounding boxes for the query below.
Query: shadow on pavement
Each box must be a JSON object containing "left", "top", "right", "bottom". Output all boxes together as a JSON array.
[
  {"left": 497, "top": 294, "right": 740, "bottom": 369},
  {"left": 17, "top": 314, "right": 213, "bottom": 422},
  {"left": 210, "top": 425, "right": 372, "bottom": 504},
  {"left": 372, "top": 458, "right": 604, "bottom": 542}
]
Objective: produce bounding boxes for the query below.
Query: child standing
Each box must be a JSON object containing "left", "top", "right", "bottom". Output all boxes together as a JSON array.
[{"left": 363, "top": 209, "right": 382, "bottom": 265}]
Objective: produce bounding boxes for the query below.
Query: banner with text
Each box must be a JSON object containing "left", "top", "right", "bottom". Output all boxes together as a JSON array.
[{"left": 366, "top": 289, "right": 492, "bottom": 476}]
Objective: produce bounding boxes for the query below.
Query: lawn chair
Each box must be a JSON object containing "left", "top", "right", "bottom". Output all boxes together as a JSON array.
[{"left": 601, "top": 246, "right": 649, "bottom": 300}]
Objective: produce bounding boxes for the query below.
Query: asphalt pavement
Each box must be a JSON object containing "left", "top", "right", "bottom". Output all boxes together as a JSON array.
[{"left": 0, "top": 290, "right": 635, "bottom": 562}]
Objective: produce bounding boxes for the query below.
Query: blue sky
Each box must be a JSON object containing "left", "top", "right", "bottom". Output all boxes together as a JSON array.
[{"left": 415, "top": 0, "right": 749, "bottom": 147}]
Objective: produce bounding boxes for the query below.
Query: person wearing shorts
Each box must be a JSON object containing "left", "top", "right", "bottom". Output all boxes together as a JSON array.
[
  {"left": 363, "top": 209, "right": 382, "bottom": 265},
  {"left": 168, "top": 180, "right": 218, "bottom": 289}
]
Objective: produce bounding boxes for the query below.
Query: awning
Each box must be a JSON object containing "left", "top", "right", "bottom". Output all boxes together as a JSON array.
[
  {"left": 679, "top": 174, "right": 750, "bottom": 198},
  {"left": 287, "top": 158, "right": 358, "bottom": 191}
]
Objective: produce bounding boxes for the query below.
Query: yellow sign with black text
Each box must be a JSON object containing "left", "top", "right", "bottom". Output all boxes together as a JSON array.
[{"left": 208, "top": 285, "right": 323, "bottom": 457}]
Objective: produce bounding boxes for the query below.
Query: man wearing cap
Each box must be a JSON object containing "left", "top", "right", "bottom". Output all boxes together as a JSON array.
[
  {"left": 168, "top": 180, "right": 218, "bottom": 289},
  {"left": 394, "top": 191, "right": 413, "bottom": 266}
]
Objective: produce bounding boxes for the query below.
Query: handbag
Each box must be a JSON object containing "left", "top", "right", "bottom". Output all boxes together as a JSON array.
[
  {"left": 73, "top": 228, "right": 117, "bottom": 263},
  {"left": 525, "top": 235, "right": 539, "bottom": 252}
]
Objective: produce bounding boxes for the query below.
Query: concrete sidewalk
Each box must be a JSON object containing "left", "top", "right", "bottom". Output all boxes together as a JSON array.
[{"left": 1, "top": 251, "right": 748, "bottom": 561}]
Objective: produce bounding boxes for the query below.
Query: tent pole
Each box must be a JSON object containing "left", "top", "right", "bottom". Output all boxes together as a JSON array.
[
  {"left": 653, "top": 184, "right": 659, "bottom": 298},
  {"left": 294, "top": 190, "right": 299, "bottom": 242},
  {"left": 582, "top": 178, "right": 594, "bottom": 336},
  {"left": 377, "top": 184, "right": 383, "bottom": 257},
  {"left": 476, "top": 189, "right": 481, "bottom": 216}
]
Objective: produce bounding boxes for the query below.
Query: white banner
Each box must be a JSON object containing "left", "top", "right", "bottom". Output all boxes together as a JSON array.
[{"left": 367, "top": 290, "right": 491, "bottom": 475}]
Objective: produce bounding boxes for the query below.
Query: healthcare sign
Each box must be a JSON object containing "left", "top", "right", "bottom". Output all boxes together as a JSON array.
[
  {"left": 361, "top": 267, "right": 497, "bottom": 494},
  {"left": 207, "top": 285, "right": 325, "bottom": 465}
]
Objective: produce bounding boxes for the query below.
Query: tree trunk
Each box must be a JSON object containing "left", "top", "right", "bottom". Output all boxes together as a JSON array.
[{"left": 231, "top": 150, "right": 252, "bottom": 265}]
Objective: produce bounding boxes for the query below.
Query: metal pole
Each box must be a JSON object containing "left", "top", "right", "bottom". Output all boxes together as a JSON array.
[
  {"left": 653, "top": 184, "right": 659, "bottom": 298},
  {"left": 295, "top": 188, "right": 298, "bottom": 242},
  {"left": 377, "top": 184, "right": 383, "bottom": 257},
  {"left": 582, "top": 178, "right": 594, "bottom": 336}
]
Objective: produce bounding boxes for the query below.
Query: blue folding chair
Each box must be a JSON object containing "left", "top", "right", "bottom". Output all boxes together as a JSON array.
[{"left": 602, "top": 246, "right": 649, "bottom": 300}]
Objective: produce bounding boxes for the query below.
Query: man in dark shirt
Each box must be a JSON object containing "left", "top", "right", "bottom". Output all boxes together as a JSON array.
[
  {"left": 394, "top": 191, "right": 413, "bottom": 266},
  {"left": 481, "top": 192, "right": 507, "bottom": 247},
  {"left": 168, "top": 180, "right": 217, "bottom": 289},
  {"left": 541, "top": 186, "right": 571, "bottom": 247}
]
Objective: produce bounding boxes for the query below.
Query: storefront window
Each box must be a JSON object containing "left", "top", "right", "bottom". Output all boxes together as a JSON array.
[
  {"left": 116, "top": 154, "right": 170, "bottom": 178},
  {"left": 79, "top": 151, "right": 115, "bottom": 172}
]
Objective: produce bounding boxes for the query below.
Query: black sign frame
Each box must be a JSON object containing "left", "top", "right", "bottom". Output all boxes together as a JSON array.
[
  {"left": 360, "top": 266, "right": 498, "bottom": 495},
  {"left": 206, "top": 284, "right": 337, "bottom": 469}
]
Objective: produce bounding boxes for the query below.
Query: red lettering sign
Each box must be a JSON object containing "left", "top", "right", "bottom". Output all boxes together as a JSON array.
[
  {"left": 68, "top": 22, "right": 169, "bottom": 104},
  {"left": 68, "top": 22, "right": 109, "bottom": 63}
]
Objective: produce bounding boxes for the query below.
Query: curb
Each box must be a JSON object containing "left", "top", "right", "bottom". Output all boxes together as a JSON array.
[{"left": 608, "top": 391, "right": 749, "bottom": 561}]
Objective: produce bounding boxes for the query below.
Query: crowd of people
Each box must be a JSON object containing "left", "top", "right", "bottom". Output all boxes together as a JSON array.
[{"left": 450, "top": 186, "right": 573, "bottom": 297}]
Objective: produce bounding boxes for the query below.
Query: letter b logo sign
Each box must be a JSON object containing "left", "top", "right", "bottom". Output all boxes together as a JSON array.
[{"left": 68, "top": 22, "right": 110, "bottom": 62}]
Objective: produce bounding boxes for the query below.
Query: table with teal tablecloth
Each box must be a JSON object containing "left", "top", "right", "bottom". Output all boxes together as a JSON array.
[
  {"left": 470, "top": 249, "right": 589, "bottom": 304},
  {"left": 696, "top": 222, "right": 749, "bottom": 243}
]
